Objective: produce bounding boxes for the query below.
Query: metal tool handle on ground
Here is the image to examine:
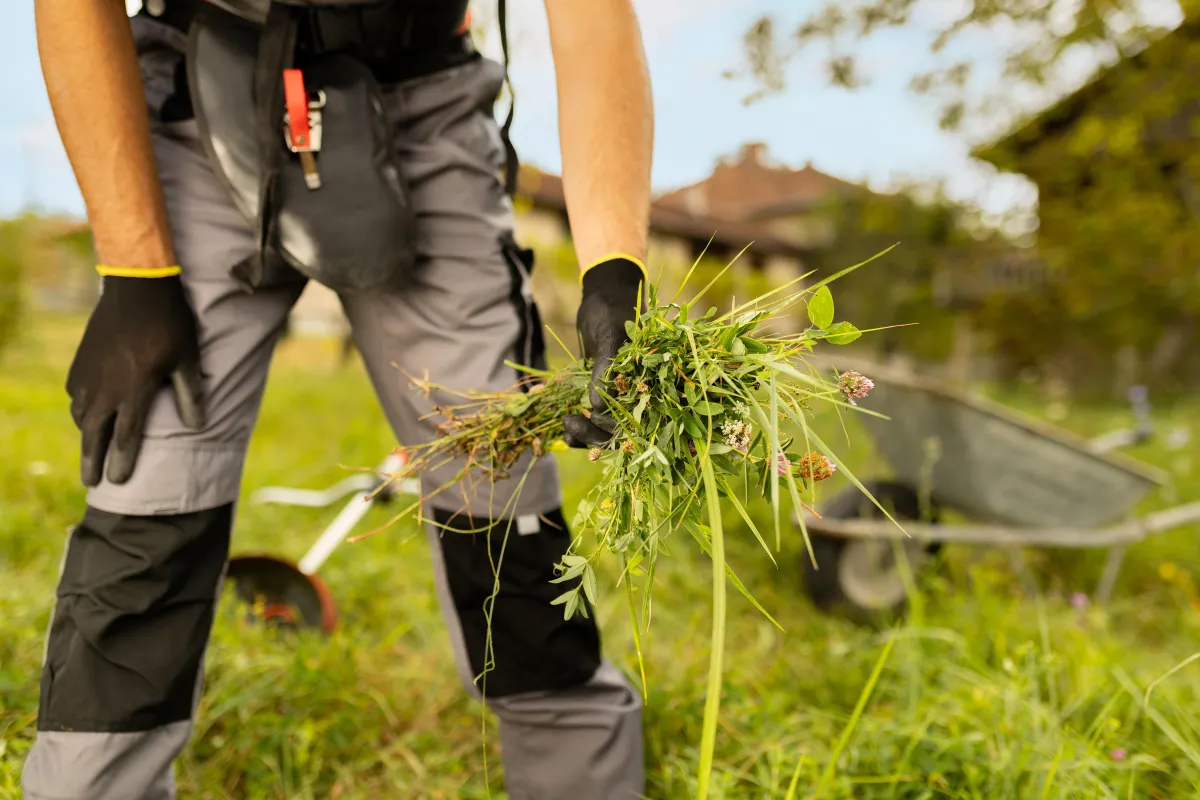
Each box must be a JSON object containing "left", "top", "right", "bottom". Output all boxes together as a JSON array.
[
  {"left": 295, "top": 452, "right": 418, "bottom": 575},
  {"left": 250, "top": 474, "right": 378, "bottom": 507},
  {"left": 250, "top": 452, "right": 419, "bottom": 508},
  {"left": 248, "top": 451, "right": 419, "bottom": 576}
]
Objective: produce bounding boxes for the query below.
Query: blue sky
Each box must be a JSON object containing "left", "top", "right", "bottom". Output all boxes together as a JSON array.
[{"left": 0, "top": 1, "right": 1092, "bottom": 225}]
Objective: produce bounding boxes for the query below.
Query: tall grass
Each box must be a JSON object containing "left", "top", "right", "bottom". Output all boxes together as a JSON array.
[{"left": 3, "top": 313, "right": 1200, "bottom": 798}]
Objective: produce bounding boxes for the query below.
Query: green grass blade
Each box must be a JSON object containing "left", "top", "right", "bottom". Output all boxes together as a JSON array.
[
  {"left": 688, "top": 242, "right": 752, "bottom": 308},
  {"left": 1144, "top": 651, "right": 1200, "bottom": 710},
  {"left": 695, "top": 446, "right": 728, "bottom": 800},
  {"left": 624, "top": 555, "right": 649, "bottom": 703},
  {"left": 802, "top": 243, "right": 898, "bottom": 294},
  {"left": 784, "top": 752, "right": 806, "bottom": 800},
  {"left": 815, "top": 632, "right": 896, "bottom": 796},
  {"left": 672, "top": 236, "right": 716, "bottom": 303},
  {"left": 1040, "top": 741, "right": 1065, "bottom": 800},
  {"left": 769, "top": 375, "right": 781, "bottom": 550},
  {"left": 682, "top": 520, "right": 784, "bottom": 631},
  {"left": 1117, "top": 669, "right": 1200, "bottom": 768},
  {"left": 720, "top": 478, "right": 776, "bottom": 566}
]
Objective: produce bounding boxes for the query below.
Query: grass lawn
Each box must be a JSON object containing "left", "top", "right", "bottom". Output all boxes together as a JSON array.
[{"left": 3, "top": 312, "right": 1200, "bottom": 798}]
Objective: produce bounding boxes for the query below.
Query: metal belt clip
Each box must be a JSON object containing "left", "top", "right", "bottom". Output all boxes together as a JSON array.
[{"left": 282, "top": 69, "right": 326, "bottom": 190}]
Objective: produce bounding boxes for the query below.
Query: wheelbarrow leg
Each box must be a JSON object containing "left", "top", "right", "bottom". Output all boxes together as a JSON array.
[{"left": 1095, "top": 545, "right": 1128, "bottom": 605}]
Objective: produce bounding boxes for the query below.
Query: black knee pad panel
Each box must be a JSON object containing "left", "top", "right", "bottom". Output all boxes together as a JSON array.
[
  {"left": 432, "top": 507, "right": 602, "bottom": 698},
  {"left": 37, "top": 504, "right": 234, "bottom": 732}
]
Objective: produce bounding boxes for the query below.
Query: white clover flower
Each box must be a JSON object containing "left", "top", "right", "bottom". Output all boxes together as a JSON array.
[{"left": 720, "top": 418, "right": 752, "bottom": 453}]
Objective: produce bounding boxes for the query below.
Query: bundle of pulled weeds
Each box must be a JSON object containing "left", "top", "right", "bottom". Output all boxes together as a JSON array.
[
  {"left": 392, "top": 259, "right": 884, "bottom": 621},
  {"left": 388, "top": 253, "right": 888, "bottom": 799}
]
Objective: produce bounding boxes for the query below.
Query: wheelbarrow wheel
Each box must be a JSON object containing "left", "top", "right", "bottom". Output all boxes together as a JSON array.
[{"left": 800, "top": 480, "right": 940, "bottom": 622}]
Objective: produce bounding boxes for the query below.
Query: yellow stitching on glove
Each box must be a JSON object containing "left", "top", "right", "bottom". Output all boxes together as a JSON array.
[
  {"left": 579, "top": 253, "right": 647, "bottom": 285},
  {"left": 96, "top": 265, "right": 182, "bottom": 278}
]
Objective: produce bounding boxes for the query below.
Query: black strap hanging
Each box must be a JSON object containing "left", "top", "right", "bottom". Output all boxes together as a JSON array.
[
  {"left": 253, "top": 2, "right": 300, "bottom": 264},
  {"left": 497, "top": 0, "right": 519, "bottom": 198}
]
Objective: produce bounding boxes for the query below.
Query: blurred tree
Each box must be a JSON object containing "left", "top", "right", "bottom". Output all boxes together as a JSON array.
[
  {"left": 735, "top": 2, "right": 1200, "bottom": 392},
  {"left": 802, "top": 184, "right": 1021, "bottom": 366},
  {"left": 733, "top": 0, "right": 1189, "bottom": 132},
  {"left": 829, "top": 189, "right": 953, "bottom": 360},
  {"left": 976, "top": 15, "right": 1200, "bottom": 392}
]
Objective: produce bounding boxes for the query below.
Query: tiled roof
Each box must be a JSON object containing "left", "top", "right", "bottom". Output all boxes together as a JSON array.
[
  {"left": 516, "top": 162, "right": 811, "bottom": 257},
  {"left": 515, "top": 142, "right": 857, "bottom": 258},
  {"left": 653, "top": 142, "right": 857, "bottom": 221}
]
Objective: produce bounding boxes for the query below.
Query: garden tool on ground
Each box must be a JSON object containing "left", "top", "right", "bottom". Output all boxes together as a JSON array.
[{"left": 225, "top": 451, "right": 419, "bottom": 632}]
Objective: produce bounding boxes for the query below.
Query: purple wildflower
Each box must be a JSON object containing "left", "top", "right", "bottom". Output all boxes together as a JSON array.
[
  {"left": 775, "top": 453, "right": 792, "bottom": 477},
  {"left": 1110, "top": 748, "right": 1127, "bottom": 761},
  {"left": 1071, "top": 592, "right": 1089, "bottom": 610},
  {"left": 838, "top": 370, "right": 875, "bottom": 406}
]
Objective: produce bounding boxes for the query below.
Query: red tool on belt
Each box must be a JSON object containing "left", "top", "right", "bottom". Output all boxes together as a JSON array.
[{"left": 282, "top": 68, "right": 325, "bottom": 190}]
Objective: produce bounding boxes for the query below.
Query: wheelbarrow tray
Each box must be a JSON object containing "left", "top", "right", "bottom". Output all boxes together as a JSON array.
[{"left": 818, "top": 359, "right": 1167, "bottom": 528}]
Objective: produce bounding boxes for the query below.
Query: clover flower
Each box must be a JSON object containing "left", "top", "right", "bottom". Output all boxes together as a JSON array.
[
  {"left": 775, "top": 452, "right": 791, "bottom": 477},
  {"left": 838, "top": 370, "right": 875, "bottom": 406},
  {"left": 721, "top": 418, "right": 752, "bottom": 452},
  {"left": 797, "top": 451, "right": 836, "bottom": 482}
]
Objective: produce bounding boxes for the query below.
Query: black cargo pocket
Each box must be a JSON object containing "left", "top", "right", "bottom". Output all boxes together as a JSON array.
[{"left": 432, "top": 506, "right": 602, "bottom": 697}]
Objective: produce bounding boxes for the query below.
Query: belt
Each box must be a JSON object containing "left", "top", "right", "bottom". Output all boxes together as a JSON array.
[{"left": 141, "top": 0, "right": 479, "bottom": 84}]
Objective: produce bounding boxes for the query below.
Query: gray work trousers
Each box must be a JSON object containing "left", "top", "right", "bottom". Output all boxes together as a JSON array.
[{"left": 22, "top": 16, "right": 643, "bottom": 800}]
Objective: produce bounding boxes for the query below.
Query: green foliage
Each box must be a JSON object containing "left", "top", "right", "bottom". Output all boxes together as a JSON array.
[
  {"left": 733, "top": 0, "right": 1182, "bottom": 131},
  {"left": 9, "top": 314, "right": 1200, "bottom": 797},
  {"left": 982, "top": 23, "right": 1200, "bottom": 390},
  {"left": 0, "top": 222, "right": 23, "bottom": 359},
  {"left": 734, "top": 4, "right": 1200, "bottom": 391},
  {"left": 559, "top": 273, "right": 873, "bottom": 621},
  {"left": 800, "top": 187, "right": 1003, "bottom": 362}
]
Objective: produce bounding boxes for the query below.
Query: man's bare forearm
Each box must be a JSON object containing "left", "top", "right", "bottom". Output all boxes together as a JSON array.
[
  {"left": 545, "top": 0, "right": 653, "bottom": 271},
  {"left": 36, "top": 0, "right": 175, "bottom": 269}
]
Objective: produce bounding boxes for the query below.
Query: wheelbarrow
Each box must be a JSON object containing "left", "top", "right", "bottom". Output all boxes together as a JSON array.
[
  {"left": 795, "top": 360, "right": 1200, "bottom": 620},
  {"left": 224, "top": 451, "right": 419, "bottom": 632}
]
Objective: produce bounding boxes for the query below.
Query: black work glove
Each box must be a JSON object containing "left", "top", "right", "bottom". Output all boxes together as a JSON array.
[
  {"left": 66, "top": 273, "right": 206, "bottom": 487},
  {"left": 562, "top": 257, "right": 645, "bottom": 448}
]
